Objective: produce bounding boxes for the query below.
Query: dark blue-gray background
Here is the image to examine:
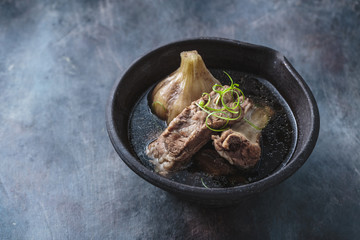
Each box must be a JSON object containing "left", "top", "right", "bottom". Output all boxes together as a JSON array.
[{"left": 0, "top": 0, "right": 359, "bottom": 239}]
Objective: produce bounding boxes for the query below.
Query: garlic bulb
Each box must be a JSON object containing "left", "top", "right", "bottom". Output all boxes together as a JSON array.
[{"left": 151, "top": 50, "right": 220, "bottom": 123}]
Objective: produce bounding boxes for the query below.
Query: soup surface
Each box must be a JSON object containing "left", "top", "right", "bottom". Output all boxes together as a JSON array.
[{"left": 129, "top": 69, "right": 297, "bottom": 188}]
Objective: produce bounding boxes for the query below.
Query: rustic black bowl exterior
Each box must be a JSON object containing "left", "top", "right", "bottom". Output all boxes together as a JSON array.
[{"left": 106, "top": 38, "right": 320, "bottom": 205}]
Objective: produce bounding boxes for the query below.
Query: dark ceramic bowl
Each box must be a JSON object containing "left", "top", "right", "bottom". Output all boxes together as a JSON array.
[{"left": 106, "top": 38, "right": 319, "bottom": 205}]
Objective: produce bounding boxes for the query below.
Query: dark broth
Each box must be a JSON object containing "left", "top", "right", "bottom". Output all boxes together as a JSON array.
[{"left": 129, "top": 69, "right": 297, "bottom": 188}]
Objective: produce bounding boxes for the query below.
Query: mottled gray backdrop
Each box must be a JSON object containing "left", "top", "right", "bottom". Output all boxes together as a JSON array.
[{"left": 0, "top": 0, "right": 359, "bottom": 239}]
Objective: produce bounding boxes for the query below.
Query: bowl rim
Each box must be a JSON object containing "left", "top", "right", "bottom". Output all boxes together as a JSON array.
[{"left": 106, "top": 37, "right": 320, "bottom": 198}]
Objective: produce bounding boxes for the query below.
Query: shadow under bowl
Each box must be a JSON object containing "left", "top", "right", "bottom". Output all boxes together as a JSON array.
[{"left": 106, "top": 38, "right": 320, "bottom": 205}]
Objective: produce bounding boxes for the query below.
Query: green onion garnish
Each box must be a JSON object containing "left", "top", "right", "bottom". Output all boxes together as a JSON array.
[
  {"left": 243, "top": 117, "right": 263, "bottom": 131},
  {"left": 197, "top": 71, "right": 259, "bottom": 132},
  {"left": 205, "top": 111, "right": 230, "bottom": 132},
  {"left": 152, "top": 101, "right": 166, "bottom": 112},
  {"left": 223, "top": 71, "right": 234, "bottom": 86},
  {"left": 196, "top": 71, "right": 246, "bottom": 131},
  {"left": 201, "top": 178, "right": 209, "bottom": 188},
  {"left": 195, "top": 102, "right": 211, "bottom": 114}
]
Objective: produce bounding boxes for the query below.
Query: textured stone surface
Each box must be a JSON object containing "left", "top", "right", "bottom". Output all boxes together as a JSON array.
[{"left": 0, "top": 0, "right": 359, "bottom": 239}]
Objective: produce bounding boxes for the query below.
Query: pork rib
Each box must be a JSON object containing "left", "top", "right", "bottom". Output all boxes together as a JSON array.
[
  {"left": 146, "top": 86, "right": 249, "bottom": 175},
  {"left": 212, "top": 106, "right": 273, "bottom": 169}
]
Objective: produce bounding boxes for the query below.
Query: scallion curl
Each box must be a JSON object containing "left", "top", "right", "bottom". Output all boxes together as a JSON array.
[
  {"left": 205, "top": 111, "right": 230, "bottom": 132},
  {"left": 201, "top": 178, "right": 209, "bottom": 188},
  {"left": 196, "top": 71, "right": 255, "bottom": 132},
  {"left": 243, "top": 117, "right": 263, "bottom": 131},
  {"left": 212, "top": 84, "right": 224, "bottom": 94},
  {"left": 201, "top": 92, "right": 211, "bottom": 108},
  {"left": 223, "top": 71, "right": 234, "bottom": 87},
  {"left": 152, "top": 101, "right": 167, "bottom": 112},
  {"left": 221, "top": 88, "right": 240, "bottom": 112}
]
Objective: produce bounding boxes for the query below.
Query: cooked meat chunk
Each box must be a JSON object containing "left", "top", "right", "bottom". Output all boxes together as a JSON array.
[
  {"left": 193, "top": 149, "right": 238, "bottom": 176},
  {"left": 146, "top": 86, "right": 246, "bottom": 175},
  {"left": 212, "top": 106, "right": 273, "bottom": 169},
  {"left": 212, "top": 129, "right": 261, "bottom": 169}
]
